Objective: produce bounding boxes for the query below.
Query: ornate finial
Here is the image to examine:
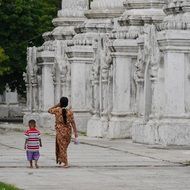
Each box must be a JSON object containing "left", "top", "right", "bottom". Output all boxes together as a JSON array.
[
  {"left": 123, "top": 0, "right": 165, "bottom": 9},
  {"left": 90, "top": 0, "right": 124, "bottom": 9},
  {"left": 58, "top": 0, "right": 88, "bottom": 17}
]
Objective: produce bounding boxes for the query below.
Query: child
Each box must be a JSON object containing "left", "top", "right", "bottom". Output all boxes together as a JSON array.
[{"left": 24, "top": 119, "right": 42, "bottom": 168}]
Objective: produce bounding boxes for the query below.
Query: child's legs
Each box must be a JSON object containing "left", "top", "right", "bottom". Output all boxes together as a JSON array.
[
  {"left": 32, "top": 151, "right": 40, "bottom": 168},
  {"left": 32, "top": 151, "right": 40, "bottom": 161},
  {"left": 26, "top": 151, "right": 33, "bottom": 168},
  {"left": 29, "top": 160, "right": 33, "bottom": 168}
]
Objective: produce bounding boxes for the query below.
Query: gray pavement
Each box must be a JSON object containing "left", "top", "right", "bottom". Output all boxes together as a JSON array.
[{"left": 0, "top": 128, "right": 190, "bottom": 190}]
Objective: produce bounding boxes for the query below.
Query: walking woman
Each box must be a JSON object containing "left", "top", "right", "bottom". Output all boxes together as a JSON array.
[{"left": 48, "top": 97, "right": 78, "bottom": 168}]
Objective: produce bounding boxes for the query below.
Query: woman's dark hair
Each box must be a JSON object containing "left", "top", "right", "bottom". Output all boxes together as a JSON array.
[{"left": 60, "top": 97, "right": 68, "bottom": 124}]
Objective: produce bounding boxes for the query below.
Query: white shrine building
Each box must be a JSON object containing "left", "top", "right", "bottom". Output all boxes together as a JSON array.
[{"left": 23, "top": 0, "right": 190, "bottom": 146}]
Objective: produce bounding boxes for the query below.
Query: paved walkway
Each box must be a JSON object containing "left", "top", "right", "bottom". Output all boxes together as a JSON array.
[{"left": 0, "top": 126, "right": 190, "bottom": 190}]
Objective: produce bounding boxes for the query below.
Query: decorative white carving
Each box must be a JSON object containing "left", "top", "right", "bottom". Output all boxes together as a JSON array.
[
  {"left": 157, "top": 0, "right": 190, "bottom": 31},
  {"left": 25, "top": 47, "right": 38, "bottom": 112}
]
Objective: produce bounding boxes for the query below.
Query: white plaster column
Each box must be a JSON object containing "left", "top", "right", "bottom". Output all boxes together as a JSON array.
[
  {"left": 24, "top": 47, "right": 37, "bottom": 113},
  {"left": 112, "top": 57, "right": 133, "bottom": 114},
  {"left": 109, "top": 39, "right": 138, "bottom": 138},
  {"left": 86, "top": 40, "right": 102, "bottom": 136},
  {"left": 60, "top": 71, "right": 67, "bottom": 97},
  {"left": 90, "top": 41, "right": 100, "bottom": 118},
  {"left": 87, "top": 36, "right": 105, "bottom": 137},
  {"left": 132, "top": 23, "right": 165, "bottom": 144},
  {"left": 52, "top": 0, "right": 88, "bottom": 107},
  {"left": 54, "top": 40, "right": 71, "bottom": 105},
  {"left": 53, "top": 40, "right": 62, "bottom": 104},
  {"left": 23, "top": 0, "right": 88, "bottom": 129},
  {"left": 134, "top": 37, "right": 145, "bottom": 116},
  {"left": 67, "top": 43, "right": 94, "bottom": 132},
  {"left": 27, "top": 47, "right": 38, "bottom": 113},
  {"left": 71, "top": 62, "right": 91, "bottom": 110},
  {"left": 164, "top": 53, "right": 185, "bottom": 113},
  {"left": 25, "top": 31, "right": 57, "bottom": 129},
  {"left": 84, "top": 0, "right": 125, "bottom": 137},
  {"left": 152, "top": 0, "right": 190, "bottom": 145},
  {"left": 41, "top": 63, "right": 54, "bottom": 111},
  {"left": 23, "top": 47, "right": 39, "bottom": 126},
  {"left": 23, "top": 73, "right": 32, "bottom": 113},
  {"left": 36, "top": 48, "right": 55, "bottom": 129},
  {"left": 37, "top": 68, "right": 42, "bottom": 112},
  {"left": 31, "top": 74, "right": 38, "bottom": 112},
  {"left": 133, "top": 0, "right": 190, "bottom": 145},
  {"left": 109, "top": 0, "right": 166, "bottom": 139}
]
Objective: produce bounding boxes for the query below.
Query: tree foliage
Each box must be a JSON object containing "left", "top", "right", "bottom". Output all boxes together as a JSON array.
[
  {"left": 0, "top": 0, "right": 61, "bottom": 95},
  {"left": 0, "top": 47, "right": 10, "bottom": 76}
]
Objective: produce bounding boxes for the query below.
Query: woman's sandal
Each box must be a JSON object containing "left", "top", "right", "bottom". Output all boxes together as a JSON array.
[{"left": 63, "top": 165, "right": 70, "bottom": 168}]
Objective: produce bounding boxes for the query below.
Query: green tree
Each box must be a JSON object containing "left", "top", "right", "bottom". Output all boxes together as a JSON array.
[
  {"left": 0, "top": 0, "right": 61, "bottom": 95},
  {"left": 0, "top": 47, "right": 10, "bottom": 82}
]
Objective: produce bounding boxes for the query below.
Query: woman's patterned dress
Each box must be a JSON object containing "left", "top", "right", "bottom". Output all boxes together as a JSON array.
[{"left": 49, "top": 107, "right": 74, "bottom": 165}]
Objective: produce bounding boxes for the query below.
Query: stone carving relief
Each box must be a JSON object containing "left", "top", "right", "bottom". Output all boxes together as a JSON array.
[
  {"left": 144, "top": 24, "right": 160, "bottom": 79},
  {"left": 134, "top": 40, "right": 145, "bottom": 83},
  {"left": 25, "top": 47, "right": 39, "bottom": 112},
  {"left": 91, "top": 39, "right": 100, "bottom": 82},
  {"left": 36, "top": 67, "right": 42, "bottom": 111},
  {"left": 141, "top": 24, "right": 161, "bottom": 120},
  {"left": 157, "top": 0, "right": 190, "bottom": 31},
  {"left": 100, "top": 36, "right": 113, "bottom": 82}
]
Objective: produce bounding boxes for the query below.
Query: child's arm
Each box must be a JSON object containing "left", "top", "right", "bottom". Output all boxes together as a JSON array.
[
  {"left": 24, "top": 139, "right": 27, "bottom": 150},
  {"left": 39, "top": 139, "right": 42, "bottom": 147}
]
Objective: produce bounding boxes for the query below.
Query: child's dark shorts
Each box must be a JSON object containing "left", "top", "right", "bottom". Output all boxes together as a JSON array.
[{"left": 26, "top": 151, "right": 40, "bottom": 161}]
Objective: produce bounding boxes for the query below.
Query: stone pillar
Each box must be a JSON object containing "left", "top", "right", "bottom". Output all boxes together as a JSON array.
[
  {"left": 24, "top": 31, "right": 56, "bottom": 128},
  {"left": 24, "top": 0, "right": 88, "bottom": 129},
  {"left": 23, "top": 47, "right": 40, "bottom": 126},
  {"left": 36, "top": 41, "right": 55, "bottom": 128},
  {"left": 86, "top": 40, "right": 101, "bottom": 135},
  {"left": 31, "top": 74, "right": 38, "bottom": 112},
  {"left": 60, "top": 70, "right": 67, "bottom": 97},
  {"left": 131, "top": 22, "right": 165, "bottom": 144},
  {"left": 27, "top": 47, "right": 38, "bottom": 113},
  {"left": 52, "top": 41, "right": 62, "bottom": 105},
  {"left": 134, "top": 36, "right": 145, "bottom": 117},
  {"left": 87, "top": 35, "right": 113, "bottom": 137},
  {"left": 153, "top": 0, "right": 190, "bottom": 145},
  {"left": 67, "top": 42, "right": 94, "bottom": 132},
  {"left": 132, "top": 0, "right": 190, "bottom": 145},
  {"left": 109, "top": 0, "right": 165, "bottom": 139},
  {"left": 40, "top": 63, "right": 54, "bottom": 111},
  {"left": 83, "top": 0, "right": 125, "bottom": 137},
  {"left": 24, "top": 47, "right": 37, "bottom": 113},
  {"left": 37, "top": 67, "right": 42, "bottom": 112},
  {"left": 52, "top": 0, "right": 88, "bottom": 107},
  {"left": 99, "top": 36, "right": 114, "bottom": 137},
  {"left": 109, "top": 39, "right": 138, "bottom": 138}
]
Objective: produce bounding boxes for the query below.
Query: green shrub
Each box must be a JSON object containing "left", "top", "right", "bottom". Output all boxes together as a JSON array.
[{"left": 0, "top": 182, "right": 20, "bottom": 190}]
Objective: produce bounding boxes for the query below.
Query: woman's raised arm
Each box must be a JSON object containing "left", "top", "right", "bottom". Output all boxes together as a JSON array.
[{"left": 48, "top": 103, "right": 60, "bottom": 114}]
